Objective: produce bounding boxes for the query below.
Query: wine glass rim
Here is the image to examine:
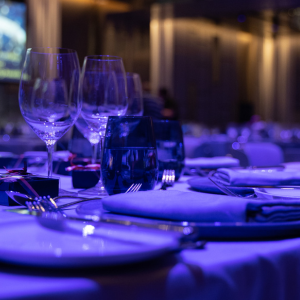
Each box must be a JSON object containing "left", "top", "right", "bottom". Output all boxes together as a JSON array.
[
  {"left": 85, "top": 55, "right": 123, "bottom": 61},
  {"left": 27, "top": 47, "right": 77, "bottom": 54},
  {"left": 108, "top": 116, "right": 151, "bottom": 120},
  {"left": 153, "top": 119, "right": 180, "bottom": 124}
]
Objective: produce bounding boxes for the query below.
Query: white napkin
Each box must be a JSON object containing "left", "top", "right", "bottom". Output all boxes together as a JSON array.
[
  {"left": 214, "top": 168, "right": 300, "bottom": 186},
  {"left": 185, "top": 157, "right": 240, "bottom": 168},
  {"left": 102, "top": 190, "right": 300, "bottom": 223},
  {"left": 103, "top": 190, "right": 250, "bottom": 222}
]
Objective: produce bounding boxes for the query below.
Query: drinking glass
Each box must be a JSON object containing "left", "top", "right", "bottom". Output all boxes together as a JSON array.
[
  {"left": 102, "top": 116, "right": 158, "bottom": 195},
  {"left": 125, "top": 72, "right": 143, "bottom": 116},
  {"left": 80, "top": 55, "right": 127, "bottom": 196},
  {"left": 75, "top": 114, "right": 100, "bottom": 163},
  {"left": 153, "top": 120, "right": 185, "bottom": 181},
  {"left": 19, "top": 47, "right": 81, "bottom": 177}
]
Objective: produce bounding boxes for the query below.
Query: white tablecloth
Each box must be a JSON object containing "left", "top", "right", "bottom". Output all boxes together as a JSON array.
[{"left": 1, "top": 176, "right": 300, "bottom": 300}]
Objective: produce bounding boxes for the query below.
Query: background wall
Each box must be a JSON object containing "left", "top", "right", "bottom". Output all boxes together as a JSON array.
[{"left": 2, "top": 0, "right": 300, "bottom": 132}]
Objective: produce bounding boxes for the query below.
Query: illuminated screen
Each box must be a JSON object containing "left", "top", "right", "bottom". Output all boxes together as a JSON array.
[{"left": 0, "top": 1, "right": 26, "bottom": 81}]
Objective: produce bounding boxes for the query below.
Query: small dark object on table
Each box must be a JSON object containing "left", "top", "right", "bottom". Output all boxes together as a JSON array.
[
  {"left": 72, "top": 168, "right": 100, "bottom": 189},
  {"left": 0, "top": 173, "right": 59, "bottom": 206}
]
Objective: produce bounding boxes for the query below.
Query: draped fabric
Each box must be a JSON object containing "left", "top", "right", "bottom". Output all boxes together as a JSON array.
[{"left": 27, "top": 0, "right": 61, "bottom": 48}]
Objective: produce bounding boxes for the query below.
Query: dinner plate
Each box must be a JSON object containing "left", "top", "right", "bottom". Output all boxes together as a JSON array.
[
  {"left": 254, "top": 187, "right": 300, "bottom": 200},
  {"left": 0, "top": 219, "right": 179, "bottom": 268},
  {"left": 76, "top": 200, "right": 300, "bottom": 240},
  {"left": 184, "top": 157, "right": 240, "bottom": 175},
  {"left": 235, "top": 166, "right": 285, "bottom": 174},
  {"left": 184, "top": 157, "right": 240, "bottom": 168},
  {"left": 98, "top": 212, "right": 300, "bottom": 240},
  {"left": 187, "top": 220, "right": 300, "bottom": 240}
]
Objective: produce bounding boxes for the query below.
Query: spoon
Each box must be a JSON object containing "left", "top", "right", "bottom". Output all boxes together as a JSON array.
[{"left": 5, "top": 191, "right": 101, "bottom": 209}]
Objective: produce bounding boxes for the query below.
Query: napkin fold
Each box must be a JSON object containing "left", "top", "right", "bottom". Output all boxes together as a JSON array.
[
  {"left": 214, "top": 168, "right": 300, "bottom": 187},
  {"left": 246, "top": 202, "right": 300, "bottom": 222},
  {"left": 184, "top": 157, "right": 240, "bottom": 168},
  {"left": 187, "top": 177, "right": 224, "bottom": 194},
  {"left": 187, "top": 176, "right": 254, "bottom": 196},
  {"left": 102, "top": 190, "right": 300, "bottom": 223},
  {"left": 103, "top": 190, "right": 248, "bottom": 222}
]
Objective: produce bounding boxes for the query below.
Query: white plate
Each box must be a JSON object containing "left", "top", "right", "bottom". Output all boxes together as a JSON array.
[
  {"left": 184, "top": 157, "right": 240, "bottom": 168},
  {"left": 255, "top": 187, "right": 300, "bottom": 200},
  {"left": 0, "top": 219, "right": 179, "bottom": 268},
  {"left": 236, "top": 167, "right": 285, "bottom": 174}
]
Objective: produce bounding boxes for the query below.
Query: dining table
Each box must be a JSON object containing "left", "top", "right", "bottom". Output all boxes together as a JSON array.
[{"left": 1, "top": 174, "right": 300, "bottom": 300}]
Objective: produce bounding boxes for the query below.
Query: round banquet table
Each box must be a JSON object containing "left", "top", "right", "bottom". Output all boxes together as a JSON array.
[{"left": 0, "top": 175, "right": 300, "bottom": 300}]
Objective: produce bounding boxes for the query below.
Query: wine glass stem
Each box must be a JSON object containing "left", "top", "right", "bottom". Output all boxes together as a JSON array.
[
  {"left": 91, "top": 143, "right": 98, "bottom": 164},
  {"left": 47, "top": 144, "right": 55, "bottom": 178},
  {"left": 96, "top": 136, "right": 105, "bottom": 188},
  {"left": 99, "top": 136, "right": 104, "bottom": 160}
]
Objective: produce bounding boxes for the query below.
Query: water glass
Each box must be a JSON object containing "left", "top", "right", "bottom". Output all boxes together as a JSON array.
[
  {"left": 101, "top": 116, "right": 158, "bottom": 195},
  {"left": 153, "top": 120, "right": 185, "bottom": 181}
]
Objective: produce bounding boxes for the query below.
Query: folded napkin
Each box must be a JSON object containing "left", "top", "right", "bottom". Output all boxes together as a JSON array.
[
  {"left": 187, "top": 177, "right": 254, "bottom": 196},
  {"left": 102, "top": 190, "right": 300, "bottom": 223},
  {"left": 187, "top": 177, "right": 224, "bottom": 194},
  {"left": 214, "top": 168, "right": 300, "bottom": 187},
  {"left": 184, "top": 157, "right": 240, "bottom": 169},
  {"left": 247, "top": 202, "right": 300, "bottom": 222}
]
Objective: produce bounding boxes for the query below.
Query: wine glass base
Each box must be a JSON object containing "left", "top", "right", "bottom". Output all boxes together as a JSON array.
[{"left": 78, "top": 186, "right": 108, "bottom": 197}]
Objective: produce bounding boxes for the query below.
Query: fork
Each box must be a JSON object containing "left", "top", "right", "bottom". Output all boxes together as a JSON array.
[
  {"left": 125, "top": 183, "right": 142, "bottom": 193},
  {"left": 208, "top": 171, "right": 255, "bottom": 198},
  {"left": 11, "top": 182, "right": 143, "bottom": 210},
  {"left": 160, "top": 170, "right": 175, "bottom": 190}
]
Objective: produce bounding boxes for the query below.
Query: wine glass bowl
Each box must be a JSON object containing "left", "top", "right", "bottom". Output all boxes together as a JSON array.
[
  {"left": 80, "top": 56, "right": 128, "bottom": 126},
  {"left": 19, "top": 47, "right": 81, "bottom": 177},
  {"left": 75, "top": 114, "right": 100, "bottom": 144},
  {"left": 75, "top": 114, "right": 100, "bottom": 163},
  {"left": 126, "top": 72, "right": 143, "bottom": 116}
]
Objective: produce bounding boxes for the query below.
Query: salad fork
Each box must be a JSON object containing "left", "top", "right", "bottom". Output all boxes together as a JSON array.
[
  {"left": 160, "top": 170, "right": 175, "bottom": 190},
  {"left": 125, "top": 183, "right": 142, "bottom": 193}
]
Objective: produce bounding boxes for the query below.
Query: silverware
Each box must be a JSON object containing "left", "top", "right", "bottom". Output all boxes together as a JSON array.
[
  {"left": 25, "top": 199, "right": 201, "bottom": 243},
  {"left": 160, "top": 169, "right": 175, "bottom": 190},
  {"left": 6, "top": 191, "right": 101, "bottom": 208},
  {"left": 6, "top": 183, "right": 143, "bottom": 209},
  {"left": 208, "top": 171, "right": 256, "bottom": 198},
  {"left": 125, "top": 183, "right": 142, "bottom": 193}
]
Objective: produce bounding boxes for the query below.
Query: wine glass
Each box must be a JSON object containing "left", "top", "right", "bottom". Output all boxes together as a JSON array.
[
  {"left": 19, "top": 47, "right": 81, "bottom": 177},
  {"left": 80, "top": 55, "right": 127, "bottom": 196},
  {"left": 74, "top": 114, "right": 100, "bottom": 164},
  {"left": 125, "top": 72, "right": 143, "bottom": 116}
]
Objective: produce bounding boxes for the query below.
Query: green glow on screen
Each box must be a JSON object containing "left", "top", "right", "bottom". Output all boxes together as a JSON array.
[{"left": 0, "top": 1, "right": 26, "bottom": 81}]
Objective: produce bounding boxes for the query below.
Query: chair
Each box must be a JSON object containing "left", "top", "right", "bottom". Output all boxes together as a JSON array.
[{"left": 243, "top": 142, "right": 284, "bottom": 167}]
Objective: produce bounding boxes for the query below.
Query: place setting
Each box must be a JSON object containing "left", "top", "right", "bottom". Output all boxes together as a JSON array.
[
  {"left": 4, "top": 1, "right": 300, "bottom": 298},
  {"left": 1, "top": 47, "right": 300, "bottom": 271},
  {"left": 0, "top": 49, "right": 200, "bottom": 269}
]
